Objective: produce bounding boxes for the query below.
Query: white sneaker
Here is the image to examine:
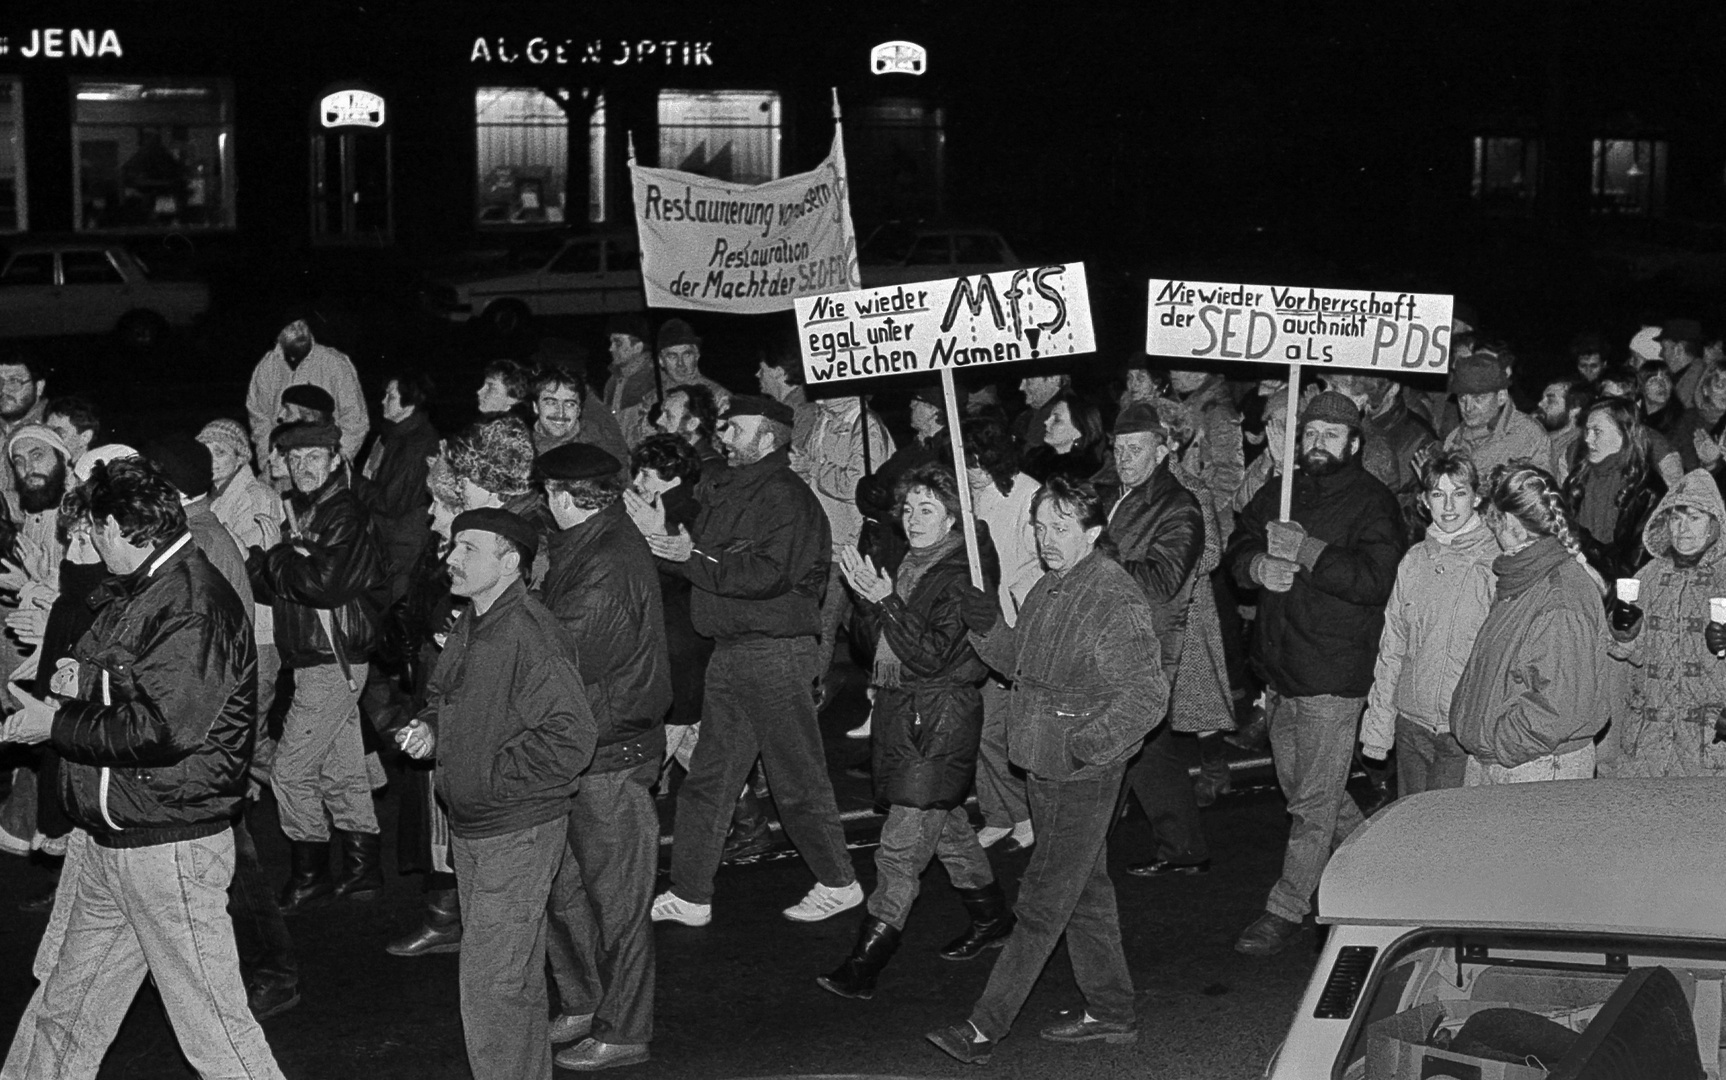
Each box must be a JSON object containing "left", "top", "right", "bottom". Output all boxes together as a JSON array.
[
  {"left": 782, "top": 880, "right": 864, "bottom": 922},
  {"left": 650, "top": 890, "right": 711, "bottom": 927},
  {"left": 975, "top": 825, "right": 1011, "bottom": 848},
  {"left": 846, "top": 712, "right": 873, "bottom": 740}
]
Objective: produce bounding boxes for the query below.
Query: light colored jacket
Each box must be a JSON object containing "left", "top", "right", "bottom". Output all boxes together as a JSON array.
[
  {"left": 209, "top": 466, "right": 283, "bottom": 644},
  {"left": 790, "top": 397, "right": 894, "bottom": 548},
  {"left": 1361, "top": 516, "right": 1499, "bottom": 755},
  {"left": 246, "top": 342, "right": 369, "bottom": 464},
  {"left": 1442, "top": 404, "right": 1554, "bottom": 478},
  {"left": 970, "top": 472, "right": 1041, "bottom": 627}
]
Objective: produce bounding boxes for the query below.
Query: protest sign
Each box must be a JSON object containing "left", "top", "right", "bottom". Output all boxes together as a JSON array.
[
  {"left": 1144, "top": 279, "right": 1454, "bottom": 373},
  {"left": 793, "top": 263, "right": 1094, "bottom": 385},
  {"left": 630, "top": 129, "right": 859, "bottom": 314}
]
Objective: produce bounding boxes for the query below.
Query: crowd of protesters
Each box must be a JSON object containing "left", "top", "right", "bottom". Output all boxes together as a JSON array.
[{"left": 0, "top": 302, "right": 1723, "bottom": 1076}]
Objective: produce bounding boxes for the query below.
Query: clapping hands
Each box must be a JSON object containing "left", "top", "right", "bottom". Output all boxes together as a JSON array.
[{"left": 838, "top": 548, "right": 893, "bottom": 604}]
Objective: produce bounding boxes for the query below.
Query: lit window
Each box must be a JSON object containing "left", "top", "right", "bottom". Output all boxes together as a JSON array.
[
  {"left": 1471, "top": 137, "right": 1538, "bottom": 204},
  {"left": 657, "top": 90, "right": 781, "bottom": 185},
  {"left": 1592, "top": 138, "right": 1667, "bottom": 215},
  {"left": 0, "top": 80, "right": 23, "bottom": 232},
  {"left": 474, "top": 87, "right": 606, "bottom": 227},
  {"left": 72, "top": 79, "right": 235, "bottom": 231}
]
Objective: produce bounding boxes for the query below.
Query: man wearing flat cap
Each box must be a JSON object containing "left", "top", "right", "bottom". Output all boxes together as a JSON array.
[
  {"left": 1225, "top": 390, "right": 1404, "bottom": 957},
  {"left": 656, "top": 317, "right": 731, "bottom": 414},
  {"left": 536, "top": 442, "right": 669, "bottom": 1071},
  {"left": 1441, "top": 350, "right": 1553, "bottom": 477},
  {"left": 629, "top": 394, "right": 861, "bottom": 926},
  {"left": 396, "top": 507, "right": 596, "bottom": 1080}
]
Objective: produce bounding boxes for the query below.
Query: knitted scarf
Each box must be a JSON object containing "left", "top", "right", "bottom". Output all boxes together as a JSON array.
[{"left": 872, "top": 529, "right": 963, "bottom": 689}]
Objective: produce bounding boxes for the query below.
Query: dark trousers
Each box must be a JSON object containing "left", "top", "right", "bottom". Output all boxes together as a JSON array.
[
  {"left": 968, "top": 766, "right": 1135, "bottom": 1040},
  {"left": 547, "top": 759, "right": 658, "bottom": 1045},
  {"left": 669, "top": 637, "right": 854, "bottom": 905},
  {"left": 228, "top": 808, "right": 297, "bottom": 992},
  {"left": 1121, "top": 725, "right": 1209, "bottom": 865}
]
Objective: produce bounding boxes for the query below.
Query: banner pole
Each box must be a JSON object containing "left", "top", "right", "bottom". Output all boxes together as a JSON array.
[
  {"left": 940, "top": 367, "right": 984, "bottom": 590},
  {"left": 831, "top": 86, "right": 842, "bottom": 121},
  {"left": 1278, "top": 363, "right": 1301, "bottom": 522}
]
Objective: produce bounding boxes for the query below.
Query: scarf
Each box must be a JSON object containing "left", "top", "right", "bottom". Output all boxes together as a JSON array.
[
  {"left": 1492, "top": 534, "right": 1571, "bottom": 601},
  {"left": 872, "top": 529, "right": 963, "bottom": 689}
]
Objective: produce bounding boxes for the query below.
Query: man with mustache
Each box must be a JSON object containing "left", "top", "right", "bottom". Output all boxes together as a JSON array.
[{"left": 0, "top": 353, "right": 48, "bottom": 524}]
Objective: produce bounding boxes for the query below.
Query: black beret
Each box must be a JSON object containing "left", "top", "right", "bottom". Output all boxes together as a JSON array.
[
  {"left": 450, "top": 507, "right": 539, "bottom": 561},
  {"left": 271, "top": 420, "right": 342, "bottom": 451},
  {"left": 537, "top": 441, "right": 621, "bottom": 482},
  {"left": 280, "top": 383, "right": 336, "bottom": 415},
  {"left": 724, "top": 393, "right": 795, "bottom": 428},
  {"left": 144, "top": 432, "right": 214, "bottom": 499}
]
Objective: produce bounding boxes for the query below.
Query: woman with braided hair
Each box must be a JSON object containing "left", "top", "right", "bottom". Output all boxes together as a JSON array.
[{"left": 1449, "top": 463, "right": 1612, "bottom": 784}]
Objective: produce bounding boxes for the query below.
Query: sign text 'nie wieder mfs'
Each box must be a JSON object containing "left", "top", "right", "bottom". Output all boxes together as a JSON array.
[
  {"left": 1145, "top": 279, "right": 1455, "bottom": 372},
  {"left": 795, "top": 264, "right": 1095, "bottom": 385}
]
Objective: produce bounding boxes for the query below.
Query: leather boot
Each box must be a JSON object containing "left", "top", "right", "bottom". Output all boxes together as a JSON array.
[
  {"left": 722, "top": 788, "right": 774, "bottom": 862},
  {"left": 815, "top": 916, "right": 901, "bottom": 1000},
  {"left": 386, "top": 888, "right": 462, "bottom": 957},
  {"left": 331, "top": 830, "right": 384, "bottom": 902},
  {"left": 938, "top": 881, "right": 1016, "bottom": 961},
  {"left": 278, "top": 840, "right": 334, "bottom": 915}
]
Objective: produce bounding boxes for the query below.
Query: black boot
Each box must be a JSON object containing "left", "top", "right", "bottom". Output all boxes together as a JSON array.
[
  {"left": 722, "top": 789, "right": 775, "bottom": 862},
  {"left": 386, "top": 887, "right": 462, "bottom": 957},
  {"left": 939, "top": 881, "right": 1016, "bottom": 961},
  {"left": 278, "top": 840, "right": 334, "bottom": 915},
  {"left": 815, "top": 917, "right": 901, "bottom": 1000},
  {"left": 331, "top": 830, "right": 384, "bottom": 901}
]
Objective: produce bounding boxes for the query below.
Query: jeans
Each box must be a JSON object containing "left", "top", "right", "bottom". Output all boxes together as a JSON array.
[
  {"left": 1121, "top": 724, "right": 1209, "bottom": 864},
  {"left": 0, "top": 828, "right": 90, "bottom": 1080},
  {"left": 1465, "top": 743, "right": 1595, "bottom": 785},
  {"left": 15, "top": 830, "right": 285, "bottom": 1079},
  {"left": 452, "top": 817, "right": 567, "bottom": 1080},
  {"left": 968, "top": 767, "right": 1134, "bottom": 1040},
  {"left": 867, "top": 805, "right": 994, "bottom": 928},
  {"left": 272, "top": 661, "right": 377, "bottom": 842},
  {"left": 229, "top": 810, "right": 297, "bottom": 993},
  {"left": 547, "top": 760, "right": 658, "bottom": 1045},
  {"left": 1265, "top": 693, "right": 1366, "bottom": 922},
  {"left": 974, "top": 678, "right": 1028, "bottom": 829},
  {"left": 1395, "top": 716, "right": 1468, "bottom": 797},
  {"left": 669, "top": 637, "right": 854, "bottom": 905}
]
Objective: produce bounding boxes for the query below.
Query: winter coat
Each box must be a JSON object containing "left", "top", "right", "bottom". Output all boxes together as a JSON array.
[
  {"left": 971, "top": 473, "right": 1042, "bottom": 627},
  {"left": 972, "top": 550, "right": 1169, "bottom": 781},
  {"left": 1159, "top": 377, "right": 1246, "bottom": 541},
  {"left": 1449, "top": 536, "right": 1612, "bottom": 769},
  {"left": 246, "top": 343, "right": 368, "bottom": 463},
  {"left": 537, "top": 502, "right": 670, "bottom": 773},
  {"left": 1442, "top": 405, "right": 1555, "bottom": 478},
  {"left": 1166, "top": 465, "right": 1234, "bottom": 734},
  {"left": 655, "top": 484, "right": 714, "bottom": 724},
  {"left": 1360, "top": 517, "right": 1499, "bottom": 755},
  {"left": 1227, "top": 455, "right": 1405, "bottom": 698},
  {"left": 1022, "top": 442, "right": 1106, "bottom": 487},
  {"left": 1565, "top": 450, "right": 1662, "bottom": 583},
  {"left": 854, "top": 538, "right": 991, "bottom": 810},
  {"left": 355, "top": 409, "right": 439, "bottom": 602},
  {"left": 1602, "top": 470, "right": 1726, "bottom": 778},
  {"left": 1102, "top": 457, "right": 1204, "bottom": 680},
  {"left": 424, "top": 579, "right": 597, "bottom": 839},
  {"left": 791, "top": 399, "right": 894, "bottom": 548},
  {"left": 55, "top": 534, "right": 257, "bottom": 849},
  {"left": 671, "top": 447, "right": 830, "bottom": 643}
]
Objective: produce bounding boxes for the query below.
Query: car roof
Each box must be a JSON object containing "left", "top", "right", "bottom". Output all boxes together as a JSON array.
[{"left": 1318, "top": 778, "right": 1726, "bottom": 940}]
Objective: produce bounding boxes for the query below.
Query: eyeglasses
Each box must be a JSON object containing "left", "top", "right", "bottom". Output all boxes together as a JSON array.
[{"left": 0, "top": 376, "right": 34, "bottom": 390}]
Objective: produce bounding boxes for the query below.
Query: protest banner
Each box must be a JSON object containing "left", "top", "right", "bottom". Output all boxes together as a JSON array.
[
  {"left": 1145, "top": 278, "right": 1455, "bottom": 519},
  {"left": 629, "top": 127, "right": 859, "bottom": 314},
  {"left": 793, "top": 263, "right": 1097, "bottom": 586}
]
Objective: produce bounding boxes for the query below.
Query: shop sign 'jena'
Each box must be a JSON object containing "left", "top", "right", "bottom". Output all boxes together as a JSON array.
[{"left": 1145, "top": 279, "right": 1455, "bottom": 521}]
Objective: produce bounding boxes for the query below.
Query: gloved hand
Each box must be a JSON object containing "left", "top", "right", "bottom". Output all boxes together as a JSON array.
[
  {"left": 1265, "top": 519, "right": 1307, "bottom": 563},
  {"left": 959, "top": 585, "right": 1000, "bottom": 634},
  {"left": 1607, "top": 597, "right": 1643, "bottom": 640},
  {"left": 1253, "top": 554, "right": 1298, "bottom": 593},
  {"left": 1707, "top": 620, "right": 1726, "bottom": 659}
]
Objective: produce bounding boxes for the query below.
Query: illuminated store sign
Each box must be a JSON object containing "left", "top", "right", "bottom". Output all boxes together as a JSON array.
[
  {"left": 0, "top": 28, "right": 124, "bottom": 58},
  {"left": 470, "top": 37, "right": 713, "bottom": 66},
  {"left": 870, "top": 41, "right": 926, "bottom": 75},
  {"left": 321, "top": 89, "right": 385, "bottom": 129}
]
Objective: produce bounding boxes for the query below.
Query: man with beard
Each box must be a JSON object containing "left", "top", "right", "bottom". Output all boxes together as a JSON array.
[
  {"left": 1225, "top": 391, "right": 1404, "bottom": 957},
  {"left": 6, "top": 425, "right": 69, "bottom": 594},
  {"left": 1441, "top": 350, "right": 1553, "bottom": 477},
  {"left": 246, "top": 318, "right": 368, "bottom": 467},
  {"left": 1539, "top": 377, "right": 1589, "bottom": 482},
  {"left": 0, "top": 354, "right": 48, "bottom": 522}
]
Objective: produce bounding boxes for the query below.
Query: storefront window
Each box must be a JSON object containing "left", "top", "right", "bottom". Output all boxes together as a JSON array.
[
  {"left": 1471, "top": 136, "right": 1537, "bottom": 207},
  {"left": 852, "top": 99, "right": 945, "bottom": 218},
  {"left": 0, "top": 79, "right": 23, "bottom": 232},
  {"left": 72, "top": 79, "right": 235, "bottom": 231},
  {"left": 1592, "top": 138, "right": 1667, "bottom": 215},
  {"left": 475, "top": 87, "right": 606, "bottom": 227},
  {"left": 658, "top": 90, "right": 781, "bottom": 185}
]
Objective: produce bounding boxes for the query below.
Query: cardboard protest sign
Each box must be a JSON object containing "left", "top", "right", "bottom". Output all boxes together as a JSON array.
[
  {"left": 1145, "top": 280, "right": 1455, "bottom": 373},
  {"left": 794, "top": 263, "right": 1095, "bottom": 385},
  {"left": 630, "top": 129, "right": 859, "bottom": 314}
]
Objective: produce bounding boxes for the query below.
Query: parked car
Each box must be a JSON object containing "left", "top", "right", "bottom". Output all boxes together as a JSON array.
[
  {"left": 858, "top": 222, "right": 1023, "bottom": 287},
  {"left": 421, "top": 230, "right": 645, "bottom": 334},
  {"left": 0, "top": 240, "right": 209, "bottom": 349},
  {"left": 1267, "top": 779, "right": 1725, "bottom": 1079}
]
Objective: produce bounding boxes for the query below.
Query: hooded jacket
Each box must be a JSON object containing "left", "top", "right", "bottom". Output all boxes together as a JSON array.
[
  {"left": 1360, "top": 515, "right": 1499, "bottom": 755},
  {"left": 1449, "top": 535, "right": 1612, "bottom": 768}
]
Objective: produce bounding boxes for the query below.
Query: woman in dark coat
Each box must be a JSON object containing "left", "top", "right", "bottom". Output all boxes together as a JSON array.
[
  {"left": 1022, "top": 392, "right": 1107, "bottom": 485},
  {"left": 817, "top": 462, "right": 1011, "bottom": 1001},
  {"left": 1565, "top": 396, "right": 1663, "bottom": 582}
]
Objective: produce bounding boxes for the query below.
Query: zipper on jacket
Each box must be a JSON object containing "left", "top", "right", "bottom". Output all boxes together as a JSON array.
[{"left": 98, "top": 767, "right": 122, "bottom": 831}]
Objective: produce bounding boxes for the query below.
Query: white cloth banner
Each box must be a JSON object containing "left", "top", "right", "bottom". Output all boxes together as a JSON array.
[{"left": 630, "top": 129, "right": 859, "bottom": 314}]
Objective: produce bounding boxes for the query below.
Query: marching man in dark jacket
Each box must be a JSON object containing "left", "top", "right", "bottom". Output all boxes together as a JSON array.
[
  {"left": 1225, "top": 391, "right": 1404, "bottom": 956},
  {"left": 629, "top": 394, "right": 860, "bottom": 926},
  {"left": 537, "top": 443, "right": 671, "bottom": 1072},
  {"left": 246, "top": 420, "right": 387, "bottom": 913},
  {"left": 0, "top": 456, "right": 286, "bottom": 1078},
  {"left": 355, "top": 369, "right": 439, "bottom": 606},
  {"left": 396, "top": 508, "right": 596, "bottom": 1080},
  {"left": 927, "top": 476, "right": 1169, "bottom": 1064}
]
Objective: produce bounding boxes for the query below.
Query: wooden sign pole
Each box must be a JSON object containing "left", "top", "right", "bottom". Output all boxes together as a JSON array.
[
  {"left": 1278, "top": 363, "right": 1302, "bottom": 522},
  {"left": 939, "top": 367, "right": 985, "bottom": 589}
]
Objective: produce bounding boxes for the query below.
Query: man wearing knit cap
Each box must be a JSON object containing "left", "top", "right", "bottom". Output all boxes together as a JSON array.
[
  {"left": 397, "top": 506, "right": 595, "bottom": 1080},
  {"left": 630, "top": 393, "right": 860, "bottom": 926},
  {"left": 655, "top": 317, "right": 731, "bottom": 413},
  {"left": 1225, "top": 390, "right": 1404, "bottom": 956},
  {"left": 0, "top": 352, "right": 47, "bottom": 524},
  {"left": 1441, "top": 350, "right": 1553, "bottom": 478},
  {"left": 246, "top": 317, "right": 368, "bottom": 467},
  {"left": 5, "top": 423, "right": 70, "bottom": 596}
]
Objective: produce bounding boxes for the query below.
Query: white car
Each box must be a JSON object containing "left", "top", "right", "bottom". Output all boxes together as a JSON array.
[
  {"left": 0, "top": 241, "right": 209, "bottom": 349},
  {"left": 422, "top": 231, "right": 645, "bottom": 334},
  {"left": 858, "top": 223, "right": 1022, "bottom": 287},
  {"left": 1267, "top": 779, "right": 1726, "bottom": 1079}
]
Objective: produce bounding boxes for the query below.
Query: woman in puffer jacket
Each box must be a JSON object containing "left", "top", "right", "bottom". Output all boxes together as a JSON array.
[
  {"left": 1601, "top": 469, "right": 1726, "bottom": 777},
  {"left": 1360, "top": 450, "right": 1499, "bottom": 796},
  {"left": 817, "top": 462, "right": 1007, "bottom": 1001}
]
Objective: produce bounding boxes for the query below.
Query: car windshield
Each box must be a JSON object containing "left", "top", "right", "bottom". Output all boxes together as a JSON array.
[
  {"left": 859, "top": 224, "right": 918, "bottom": 266},
  {"left": 1335, "top": 930, "right": 1726, "bottom": 1079}
]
